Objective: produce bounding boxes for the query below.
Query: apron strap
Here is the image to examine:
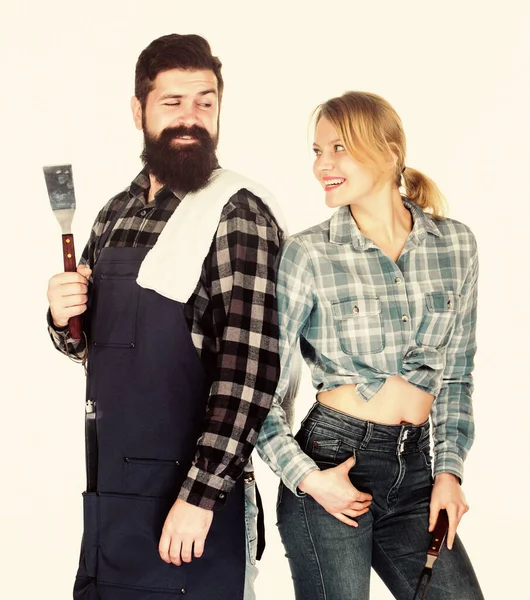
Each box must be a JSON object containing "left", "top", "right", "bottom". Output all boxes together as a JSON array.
[{"left": 84, "top": 196, "right": 129, "bottom": 491}]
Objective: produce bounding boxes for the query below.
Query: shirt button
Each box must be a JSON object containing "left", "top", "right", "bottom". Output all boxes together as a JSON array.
[
  {"left": 218, "top": 492, "right": 226, "bottom": 500},
  {"left": 353, "top": 305, "right": 359, "bottom": 313},
  {"left": 139, "top": 209, "right": 147, "bottom": 217},
  {"left": 402, "top": 315, "right": 409, "bottom": 322},
  {"left": 395, "top": 277, "right": 402, "bottom": 284}
]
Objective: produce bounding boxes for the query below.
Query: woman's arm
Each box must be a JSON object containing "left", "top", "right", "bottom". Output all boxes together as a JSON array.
[
  {"left": 255, "top": 236, "right": 319, "bottom": 493},
  {"left": 431, "top": 232, "right": 478, "bottom": 481},
  {"left": 256, "top": 236, "right": 372, "bottom": 525},
  {"left": 430, "top": 230, "right": 479, "bottom": 547}
]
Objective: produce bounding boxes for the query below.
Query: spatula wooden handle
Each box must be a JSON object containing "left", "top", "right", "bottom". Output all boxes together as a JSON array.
[{"left": 61, "top": 233, "right": 82, "bottom": 340}]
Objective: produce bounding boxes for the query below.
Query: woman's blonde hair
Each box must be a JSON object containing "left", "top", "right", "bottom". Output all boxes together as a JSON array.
[{"left": 313, "top": 91, "right": 446, "bottom": 219}]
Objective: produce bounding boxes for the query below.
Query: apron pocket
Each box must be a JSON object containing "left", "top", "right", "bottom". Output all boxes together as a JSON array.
[
  {"left": 124, "top": 457, "right": 182, "bottom": 498},
  {"left": 92, "top": 274, "right": 139, "bottom": 348},
  {"left": 97, "top": 493, "right": 188, "bottom": 593},
  {"left": 81, "top": 492, "right": 99, "bottom": 579}
]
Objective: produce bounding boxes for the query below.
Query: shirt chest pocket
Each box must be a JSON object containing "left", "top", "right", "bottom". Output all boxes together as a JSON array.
[
  {"left": 332, "top": 296, "right": 384, "bottom": 355},
  {"left": 416, "top": 291, "right": 461, "bottom": 349}
]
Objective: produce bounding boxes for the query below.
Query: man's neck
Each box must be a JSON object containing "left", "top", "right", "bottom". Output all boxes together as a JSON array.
[{"left": 147, "top": 173, "right": 163, "bottom": 203}]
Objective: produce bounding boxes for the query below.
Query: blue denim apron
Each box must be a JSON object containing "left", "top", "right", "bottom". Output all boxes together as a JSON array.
[{"left": 73, "top": 211, "right": 245, "bottom": 599}]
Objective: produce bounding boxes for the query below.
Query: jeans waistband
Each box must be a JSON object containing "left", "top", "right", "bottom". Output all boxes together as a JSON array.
[{"left": 301, "top": 402, "right": 430, "bottom": 454}]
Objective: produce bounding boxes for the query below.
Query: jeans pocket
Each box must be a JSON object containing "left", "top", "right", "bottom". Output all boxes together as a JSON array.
[
  {"left": 308, "top": 437, "right": 341, "bottom": 468},
  {"left": 420, "top": 447, "right": 433, "bottom": 471},
  {"left": 244, "top": 479, "right": 258, "bottom": 566},
  {"left": 306, "top": 422, "right": 356, "bottom": 469}
]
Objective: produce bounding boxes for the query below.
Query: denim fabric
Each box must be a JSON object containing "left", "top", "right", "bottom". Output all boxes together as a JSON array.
[
  {"left": 244, "top": 475, "right": 259, "bottom": 600},
  {"left": 276, "top": 403, "right": 483, "bottom": 600}
]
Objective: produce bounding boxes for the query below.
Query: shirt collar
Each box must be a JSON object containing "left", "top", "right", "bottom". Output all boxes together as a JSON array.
[
  {"left": 129, "top": 165, "right": 223, "bottom": 206},
  {"left": 329, "top": 197, "right": 442, "bottom": 249},
  {"left": 404, "top": 198, "right": 443, "bottom": 241},
  {"left": 128, "top": 167, "right": 184, "bottom": 206}
]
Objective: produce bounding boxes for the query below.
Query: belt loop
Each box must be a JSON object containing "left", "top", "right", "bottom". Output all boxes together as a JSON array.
[
  {"left": 398, "top": 426, "right": 409, "bottom": 455},
  {"left": 360, "top": 421, "right": 373, "bottom": 449}
]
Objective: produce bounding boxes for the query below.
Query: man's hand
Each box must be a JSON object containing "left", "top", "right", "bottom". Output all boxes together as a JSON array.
[
  {"left": 47, "top": 265, "right": 92, "bottom": 327},
  {"left": 298, "top": 456, "right": 372, "bottom": 527},
  {"left": 429, "top": 472, "right": 469, "bottom": 550},
  {"left": 159, "top": 499, "right": 214, "bottom": 566}
]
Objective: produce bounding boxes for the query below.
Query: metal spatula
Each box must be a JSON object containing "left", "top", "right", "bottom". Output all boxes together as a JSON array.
[
  {"left": 43, "top": 164, "right": 82, "bottom": 340},
  {"left": 412, "top": 509, "right": 449, "bottom": 599}
]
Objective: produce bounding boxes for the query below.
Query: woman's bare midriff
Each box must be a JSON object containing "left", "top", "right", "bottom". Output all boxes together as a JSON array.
[{"left": 317, "top": 376, "right": 434, "bottom": 425}]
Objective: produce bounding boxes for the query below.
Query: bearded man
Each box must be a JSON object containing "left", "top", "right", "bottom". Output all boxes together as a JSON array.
[{"left": 46, "top": 34, "right": 284, "bottom": 600}]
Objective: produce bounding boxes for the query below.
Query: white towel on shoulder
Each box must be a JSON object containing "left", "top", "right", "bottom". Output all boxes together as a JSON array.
[{"left": 137, "top": 169, "right": 288, "bottom": 302}]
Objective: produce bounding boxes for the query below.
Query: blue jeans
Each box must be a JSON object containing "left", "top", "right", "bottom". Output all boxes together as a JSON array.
[
  {"left": 244, "top": 470, "right": 259, "bottom": 600},
  {"left": 277, "top": 403, "right": 484, "bottom": 600}
]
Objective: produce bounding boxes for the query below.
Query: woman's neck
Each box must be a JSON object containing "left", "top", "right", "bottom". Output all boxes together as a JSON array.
[
  {"left": 349, "top": 184, "right": 412, "bottom": 262},
  {"left": 349, "top": 185, "right": 412, "bottom": 246}
]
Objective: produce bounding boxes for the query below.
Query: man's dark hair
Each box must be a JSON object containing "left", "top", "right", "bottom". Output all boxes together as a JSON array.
[{"left": 134, "top": 34, "right": 223, "bottom": 107}]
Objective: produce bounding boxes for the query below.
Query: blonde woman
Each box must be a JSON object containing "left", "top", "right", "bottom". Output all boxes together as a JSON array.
[{"left": 257, "top": 92, "right": 484, "bottom": 599}]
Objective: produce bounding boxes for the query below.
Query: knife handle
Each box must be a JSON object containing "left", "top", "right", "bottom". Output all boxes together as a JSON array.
[
  {"left": 61, "top": 234, "right": 82, "bottom": 340},
  {"left": 427, "top": 509, "right": 449, "bottom": 556}
]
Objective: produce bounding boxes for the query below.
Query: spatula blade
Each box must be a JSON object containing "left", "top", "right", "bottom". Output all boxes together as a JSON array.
[
  {"left": 43, "top": 164, "right": 76, "bottom": 210},
  {"left": 43, "top": 165, "right": 76, "bottom": 234}
]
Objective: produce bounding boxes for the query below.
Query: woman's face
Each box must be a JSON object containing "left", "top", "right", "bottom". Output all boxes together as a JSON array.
[{"left": 312, "top": 117, "right": 380, "bottom": 208}]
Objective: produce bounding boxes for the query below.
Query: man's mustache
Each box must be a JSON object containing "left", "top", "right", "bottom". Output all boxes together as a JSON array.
[{"left": 158, "top": 124, "right": 213, "bottom": 145}]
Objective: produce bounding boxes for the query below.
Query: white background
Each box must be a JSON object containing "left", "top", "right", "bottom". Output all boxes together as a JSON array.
[{"left": 1, "top": 1, "right": 529, "bottom": 598}]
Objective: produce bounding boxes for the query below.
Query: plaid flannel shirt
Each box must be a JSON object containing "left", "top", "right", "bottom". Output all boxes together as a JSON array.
[
  {"left": 48, "top": 168, "right": 283, "bottom": 511},
  {"left": 256, "top": 199, "right": 478, "bottom": 492}
]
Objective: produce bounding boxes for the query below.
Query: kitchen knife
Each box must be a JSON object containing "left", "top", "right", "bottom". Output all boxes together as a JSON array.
[
  {"left": 43, "top": 164, "right": 82, "bottom": 340},
  {"left": 412, "top": 509, "right": 449, "bottom": 599}
]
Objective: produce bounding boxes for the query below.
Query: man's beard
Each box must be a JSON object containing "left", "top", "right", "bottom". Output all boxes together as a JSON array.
[{"left": 141, "top": 124, "right": 218, "bottom": 194}]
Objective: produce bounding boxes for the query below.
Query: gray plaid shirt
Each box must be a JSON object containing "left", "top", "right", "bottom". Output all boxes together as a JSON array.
[{"left": 256, "top": 199, "right": 478, "bottom": 492}]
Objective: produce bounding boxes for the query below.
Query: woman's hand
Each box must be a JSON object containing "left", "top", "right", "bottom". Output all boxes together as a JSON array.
[
  {"left": 298, "top": 456, "right": 372, "bottom": 526},
  {"left": 429, "top": 472, "right": 469, "bottom": 549}
]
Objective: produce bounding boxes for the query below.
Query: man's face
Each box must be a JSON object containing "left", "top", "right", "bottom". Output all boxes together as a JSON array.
[{"left": 132, "top": 69, "right": 220, "bottom": 193}]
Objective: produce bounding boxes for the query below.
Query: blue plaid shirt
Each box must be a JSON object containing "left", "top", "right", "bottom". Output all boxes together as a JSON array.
[{"left": 256, "top": 199, "right": 478, "bottom": 491}]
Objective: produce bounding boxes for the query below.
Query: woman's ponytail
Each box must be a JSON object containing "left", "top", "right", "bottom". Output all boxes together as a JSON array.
[{"left": 402, "top": 167, "right": 446, "bottom": 219}]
